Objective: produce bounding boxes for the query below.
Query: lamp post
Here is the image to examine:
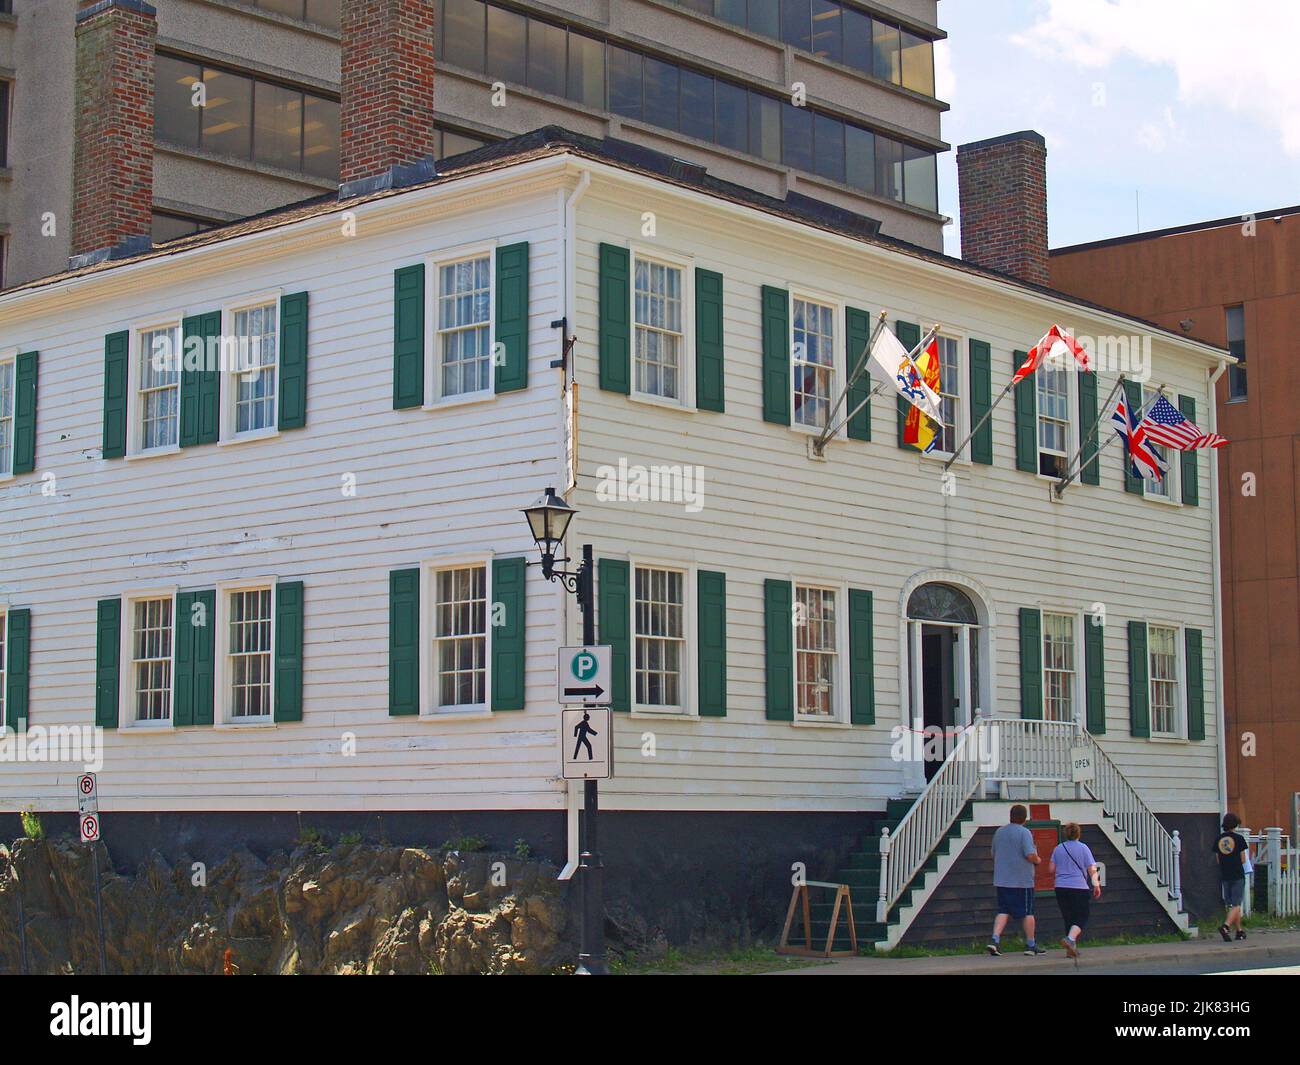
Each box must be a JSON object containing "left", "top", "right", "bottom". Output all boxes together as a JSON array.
[{"left": 521, "top": 488, "right": 607, "bottom": 975}]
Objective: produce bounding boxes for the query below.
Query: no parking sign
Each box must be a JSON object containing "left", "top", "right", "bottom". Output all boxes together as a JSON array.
[
  {"left": 77, "top": 773, "right": 100, "bottom": 842},
  {"left": 80, "top": 813, "right": 100, "bottom": 843}
]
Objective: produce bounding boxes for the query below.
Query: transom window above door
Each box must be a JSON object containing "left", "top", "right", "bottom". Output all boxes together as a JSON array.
[
  {"left": 906, "top": 583, "right": 977, "bottom": 625},
  {"left": 792, "top": 298, "right": 836, "bottom": 429},
  {"left": 633, "top": 257, "right": 684, "bottom": 401},
  {"left": 437, "top": 255, "right": 492, "bottom": 399}
]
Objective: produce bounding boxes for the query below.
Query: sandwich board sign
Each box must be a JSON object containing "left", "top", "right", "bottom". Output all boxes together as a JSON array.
[
  {"left": 561, "top": 707, "right": 612, "bottom": 780},
  {"left": 557, "top": 645, "right": 612, "bottom": 705}
]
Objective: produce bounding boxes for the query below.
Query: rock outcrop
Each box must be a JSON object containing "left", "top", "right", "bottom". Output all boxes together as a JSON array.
[{"left": 0, "top": 836, "right": 574, "bottom": 975}]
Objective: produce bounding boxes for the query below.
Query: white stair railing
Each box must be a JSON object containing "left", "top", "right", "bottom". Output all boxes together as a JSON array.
[{"left": 877, "top": 721, "right": 985, "bottom": 922}]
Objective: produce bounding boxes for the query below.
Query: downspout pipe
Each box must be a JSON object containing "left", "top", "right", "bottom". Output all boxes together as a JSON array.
[{"left": 1207, "top": 359, "right": 1229, "bottom": 823}]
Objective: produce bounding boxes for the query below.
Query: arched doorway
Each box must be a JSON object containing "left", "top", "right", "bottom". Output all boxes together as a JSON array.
[{"left": 906, "top": 582, "right": 983, "bottom": 782}]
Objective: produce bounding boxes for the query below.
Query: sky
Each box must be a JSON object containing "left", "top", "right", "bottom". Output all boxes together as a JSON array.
[{"left": 935, "top": 0, "right": 1300, "bottom": 255}]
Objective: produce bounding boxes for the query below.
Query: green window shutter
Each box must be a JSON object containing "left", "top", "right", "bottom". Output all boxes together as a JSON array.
[
  {"left": 12, "top": 351, "right": 37, "bottom": 474},
  {"left": 695, "top": 268, "right": 725, "bottom": 412},
  {"left": 494, "top": 242, "right": 530, "bottom": 394},
  {"left": 1185, "top": 627, "right": 1205, "bottom": 741},
  {"left": 1121, "top": 379, "right": 1144, "bottom": 494},
  {"left": 894, "top": 320, "right": 920, "bottom": 448},
  {"left": 274, "top": 580, "right": 304, "bottom": 723},
  {"left": 393, "top": 264, "right": 425, "bottom": 410},
  {"left": 278, "top": 292, "right": 309, "bottom": 430},
  {"left": 1013, "top": 349, "right": 1037, "bottom": 473},
  {"left": 5, "top": 608, "right": 30, "bottom": 732},
  {"left": 180, "top": 311, "right": 221, "bottom": 446},
  {"left": 844, "top": 306, "right": 873, "bottom": 441},
  {"left": 848, "top": 588, "right": 875, "bottom": 725},
  {"left": 969, "top": 339, "right": 993, "bottom": 465},
  {"left": 174, "top": 592, "right": 196, "bottom": 727},
  {"left": 598, "top": 244, "right": 631, "bottom": 394},
  {"left": 388, "top": 568, "right": 420, "bottom": 716},
  {"left": 761, "top": 285, "right": 791, "bottom": 424},
  {"left": 490, "top": 556, "right": 526, "bottom": 711},
  {"left": 1127, "top": 620, "right": 1150, "bottom": 737},
  {"left": 598, "top": 559, "right": 631, "bottom": 711},
  {"left": 1077, "top": 370, "right": 1100, "bottom": 485},
  {"left": 1083, "top": 619, "right": 1106, "bottom": 734},
  {"left": 94, "top": 599, "right": 121, "bottom": 730},
  {"left": 764, "top": 579, "right": 793, "bottom": 721},
  {"left": 1178, "top": 395, "right": 1199, "bottom": 506},
  {"left": 102, "top": 331, "right": 129, "bottom": 459},
  {"left": 174, "top": 590, "right": 216, "bottom": 727},
  {"left": 1018, "top": 608, "right": 1043, "bottom": 719},
  {"left": 697, "top": 570, "right": 727, "bottom": 717}
]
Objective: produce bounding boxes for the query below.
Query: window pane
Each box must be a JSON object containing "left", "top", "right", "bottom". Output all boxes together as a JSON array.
[
  {"left": 487, "top": 5, "right": 527, "bottom": 86},
  {"left": 155, "top": 55, "right": 202, "bottom": 148},
  {"left": 842, "top": 8, "right": 871, "bottom": 74},
  {"left": 717, "top": 0, "right": 747, "bottom": 27},
  {"left": 438, "top": 256, "right": 492, "bottom": 397},
  {"left": 608, "top": 45, "right": 643, "bottom": 120},
  {"left": 782, "top": 0, "right": 812, "bottom": 51},
  {"left": 643, "top": 57, "right": 680, "bottom": 131},
  {"left": 527, "top": 18, "right": 566, "bottom": 97},
  {"left": 875, "top": 133, "right": 903, "bottom": 202},
  {"left": 811, "top": 0, "right": 842, "bottom": 63},
  {"left": 782, "top": 101, "right": 813, "bottom": 172},
  {"left": 443, "top": 0, "right": 486, "bottom": 72},
  {"left": 441, "top": 130, "right": 485, "bottom": 157},
  {"left": 902, "top": 143, "right": 937, "bottom": 212},
  {"left": 749, "top": 92, "right": 781, "bottom": 163},
  {"left": 201, "top": 67, "right": 253, "bottom": 159},
  {"left": 748, "top": 0, "right": 780, "bottom": 37},
  {"left": 253, "top": 81, "right": 302, "bottom": 171},
  {"left": 715, "top": 79, "right": 748, "bottom": 152},
  {"left": 845, "top": 123, "right": 875, "bottom": 194},
  {"left": 872, "top": 19, "right": 901, "bottom": 83},
  {"left": 302, "top": 93, "right": 339, "bottom": 178},
  {"left": 900, "top": 30, "right": 934, "bottom": 95},
  {"left": 680, "top": 68, "right": 714, "bottom": 142},
  {"left": 812, "top": 112, "right": 845, "bottom": 183},
  {"left": 303, "top": 0, "right": 340, "bottom": 31},
  {"left": 567, "top": 32, "right": 606, "bottom": 109}
]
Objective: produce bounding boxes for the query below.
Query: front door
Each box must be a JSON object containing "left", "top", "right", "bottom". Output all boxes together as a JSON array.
[{"left": 921, "top": 624, "right": 957, "bottom": 780}]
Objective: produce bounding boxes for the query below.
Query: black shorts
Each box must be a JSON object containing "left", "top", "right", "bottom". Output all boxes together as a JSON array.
[{"left": 1055, "top": 887, "right": 1091, "bottom": 932}]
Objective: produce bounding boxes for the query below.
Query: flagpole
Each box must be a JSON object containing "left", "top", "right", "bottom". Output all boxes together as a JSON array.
[
  {"left": 819, "top": 380, "right": 889, "bottom": 446},
  {"left": 814, "top": 311, "right": 888, "bottom": 455},
  {"left": 1053, "top": 381, "right": 1170, "bottom": 495},
  {"left": 1052, "top": 375, "right": 1126, "bottom": 497},
  {"left": 942, "top": 375, "right": 1016, "bottom": 472}
]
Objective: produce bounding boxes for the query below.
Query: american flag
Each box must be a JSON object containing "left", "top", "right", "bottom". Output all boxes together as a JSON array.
[
  {"left": 1112, "top": 395, "right": 1167, "bottom": 481},
  {"left": 1138, "top": 395, "right": 1228, "bottom": 450}
]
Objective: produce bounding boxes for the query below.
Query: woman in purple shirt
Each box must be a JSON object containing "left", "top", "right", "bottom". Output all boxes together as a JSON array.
[{"left": 1048, "top": 822, "right": 1102, "bottom": 958}]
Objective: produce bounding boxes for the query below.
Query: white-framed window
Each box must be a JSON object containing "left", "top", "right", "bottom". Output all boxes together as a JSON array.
[
  {"left": 218, "top": 583, "right": 274, "bottom": 722},
  {"left": 792, "top": 296, "right": 837, "bottom": 430},
  {"left": 1042, "top": 612, "right": 1077, "bottom": 723},
  {"left": 933, "top": 333, "right": 961, "bottom": 456},
  {"left": 432, "top": 563, "right": 488, "bottom": 710},
  {"left": 126, "top": 594, "right": 175, "bottom": 724},
  {"left": 634, "top": 565, "right": 686, "bottom": 711},
  {"left": 435, "top": 253, "right": 493, "bottom": 401},
  {"left": 133, "top": 323, "right": 182, "bottom": 453},
  {"left": 633, "top": 254, "right": 685, "bottom": 401},
  {"left": 1148, "top": 623, "right": 1181, "bottom": 737},
  {"left": 226, "top": 301, "right": 280, "bottom": 436},
  {"left": 794, "top": 584, "right": 839, "bottom": 720},
  {"left": 0, "top": 349, "right": 14, "bottom": 477},
  {"left": 1037, "top": 356, "right": 1072, "bottom": 478},
  {"left": 1142, "top": 387, "right": 1177, "bottom": 502}
]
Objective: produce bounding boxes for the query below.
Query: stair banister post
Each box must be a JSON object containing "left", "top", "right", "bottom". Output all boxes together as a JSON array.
[
  {"left": 1267, "top": 827, "right": 1283, "bottom": 917},
  {"left": 877, "top": 827, "right": 891, "bottom": 924},
  {"left": 1171, "top": 829, "right": 1182, "bottom": 903}
]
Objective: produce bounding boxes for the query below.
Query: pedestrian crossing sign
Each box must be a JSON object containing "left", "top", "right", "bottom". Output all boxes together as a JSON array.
[{"left": 561, "top": 707, "right": 612, "bottom": 780}]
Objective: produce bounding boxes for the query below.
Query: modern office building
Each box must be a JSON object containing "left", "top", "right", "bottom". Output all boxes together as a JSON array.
[
  {"left": 1051, "top": 207, "right": 1300, "bottom": 838},
  {"left": 0, "top": 0, "right": 947, "bottom": 287}
]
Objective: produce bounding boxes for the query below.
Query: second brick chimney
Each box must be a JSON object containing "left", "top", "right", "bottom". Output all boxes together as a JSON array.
[
  {"left": 71, "top": 0, "right": 156, "bottom": 265},
  {"left": 340, "top": 0, "right": 438, "bottom": 197},
  {"left": 956, "top": 131, "right": 1049, "bottom": 287}
]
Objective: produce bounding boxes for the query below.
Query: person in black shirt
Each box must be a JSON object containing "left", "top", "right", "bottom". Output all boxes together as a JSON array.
[{"left": 1213, "top": 812, "right": 1249, "bottom": 942}]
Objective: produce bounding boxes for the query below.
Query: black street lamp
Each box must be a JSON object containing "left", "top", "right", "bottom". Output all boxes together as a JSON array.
[{"left": 521, "top": 487, "right": 607, "bottom": 976}]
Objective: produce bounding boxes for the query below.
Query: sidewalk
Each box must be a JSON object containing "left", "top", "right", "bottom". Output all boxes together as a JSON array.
[{"left": 770, "top": 929, "right": 1300, "bottom": 975}]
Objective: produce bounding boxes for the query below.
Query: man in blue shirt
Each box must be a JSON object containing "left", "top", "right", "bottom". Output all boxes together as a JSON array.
[{"left": 987, "top": 804, "right": 1045, "bottom": 956}]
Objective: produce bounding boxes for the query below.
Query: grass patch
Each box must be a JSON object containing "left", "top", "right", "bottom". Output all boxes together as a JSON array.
[
  {"left": 612, "top": 945, "right": 829, "bottom": 976},
  {"left": 1196, "top": 911, "right": 1300, "bottom": 936}
]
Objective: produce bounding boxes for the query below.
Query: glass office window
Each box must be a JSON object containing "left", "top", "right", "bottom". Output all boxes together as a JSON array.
[
  {"left": 443, "top": 0, "right": 486, "bottom": 72},
  {"left": 782, "top": 0, "right": 812, "bottom": 53},
  {"left": 747, "top": 0, "right": 780, "bottom": 37},
  {"left": 841, "top": 7, "right": 872, "bottom": 74},
  {"left": 875, "top": 133, "right": 903, "bottom": 201},
  {"left": 1226, "top": 305, "right": 1247, "bottom": 400},
  {"left": 643, "top": 57, "right": 680, "bottom": 131},
  {"left": 527, "top": 18, "right": 566, "bottom": 97},
  {"left": 749, "top": 93, "right": 781, "bottom": 163},
  {"left": 872, "top": 18, "right": 901, "bottom": 83},
  {"left": 813, "top": 112, "right": 845, "bottom": 183},
  {"left": 811, "top": 0, "right": 843, "bottom": 64},
  {"left": 681, "top": 68, "right": 715, "bottom": 143},
  {"left": 567, "top": 31, "right": 605, "bottom": 109},
  {"left": 487, "top": 4, "right": 527, "bottom": 86},
  {"left": 155, "top": 55, "right": 202, "bottom": 148},
  {"left": 715, "top": 79, "right": 748, "bottom": 153},
  {"left": 609, "top": 45, "right": 643, "bottom": 120},
  {"left": 844, "top": 123, "right": 875, "bottom": 193},
  {"left": 201, "top": 67, "right": 253, "bottom": 160},
  {"left": 902, "top": 142, "right": 937, "bottom": 212},
  {"left": 900, "top": 30, "right": 934, "bottom": 95},
  {"left": 302, "top": 92, "right": 339, "bottom": 178},
  {"left": 782, "top": 102, "right": 814, "bottom": 173},
  {"left": 253, "top": 80, "right": 302, "bottom": 172}
]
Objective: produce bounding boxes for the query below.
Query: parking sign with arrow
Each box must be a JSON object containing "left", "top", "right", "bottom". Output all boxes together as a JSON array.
[{"left": 557, "top": 645, "right": 612, "bottom": 705}]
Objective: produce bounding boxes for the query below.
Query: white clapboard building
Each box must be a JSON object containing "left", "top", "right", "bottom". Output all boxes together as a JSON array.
[{"left": 0, "top": 128, "right": 1231, "bottom": 946}]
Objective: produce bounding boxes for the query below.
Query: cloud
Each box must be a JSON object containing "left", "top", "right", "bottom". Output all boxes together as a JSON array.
[
  {"left": 934, "top": 39, "right": 956, "bottom": 102},
  {"left": 1015, "top": 0, "right": 1300, "bottom": 156}
]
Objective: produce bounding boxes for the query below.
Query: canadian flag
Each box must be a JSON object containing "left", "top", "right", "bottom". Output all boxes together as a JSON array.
[{"left": 1011, "top": 325, "right": 1091, "bottom": 384}]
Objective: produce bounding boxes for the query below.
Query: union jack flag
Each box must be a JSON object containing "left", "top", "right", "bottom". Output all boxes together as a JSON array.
[
  {"left": 1111, "top": 395, "right": 1167, "bottom": 481},
  {"left": 1137, "top": 395, "right": 1228, "bottom": 450}
]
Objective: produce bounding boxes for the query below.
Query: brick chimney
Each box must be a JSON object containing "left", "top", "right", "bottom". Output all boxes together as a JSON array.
[
  {"left": 339, "top": 0, "right": 438, "bottom": 197},
  {"left": 957, "top": 131, "right": 1049, "bottom": 287},
  {"left": 71, "top": 0, "right": 156, "bottom": 265}
]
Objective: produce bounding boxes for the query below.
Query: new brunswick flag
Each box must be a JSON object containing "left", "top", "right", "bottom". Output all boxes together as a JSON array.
[{"left": 903, "top": 337, "right": 942, "bottom": 453}]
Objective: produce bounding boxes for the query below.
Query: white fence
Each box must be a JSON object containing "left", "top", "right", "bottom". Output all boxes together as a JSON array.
[{"left": 1244, "top": 827, "right": 1300, "bottom": 918}]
